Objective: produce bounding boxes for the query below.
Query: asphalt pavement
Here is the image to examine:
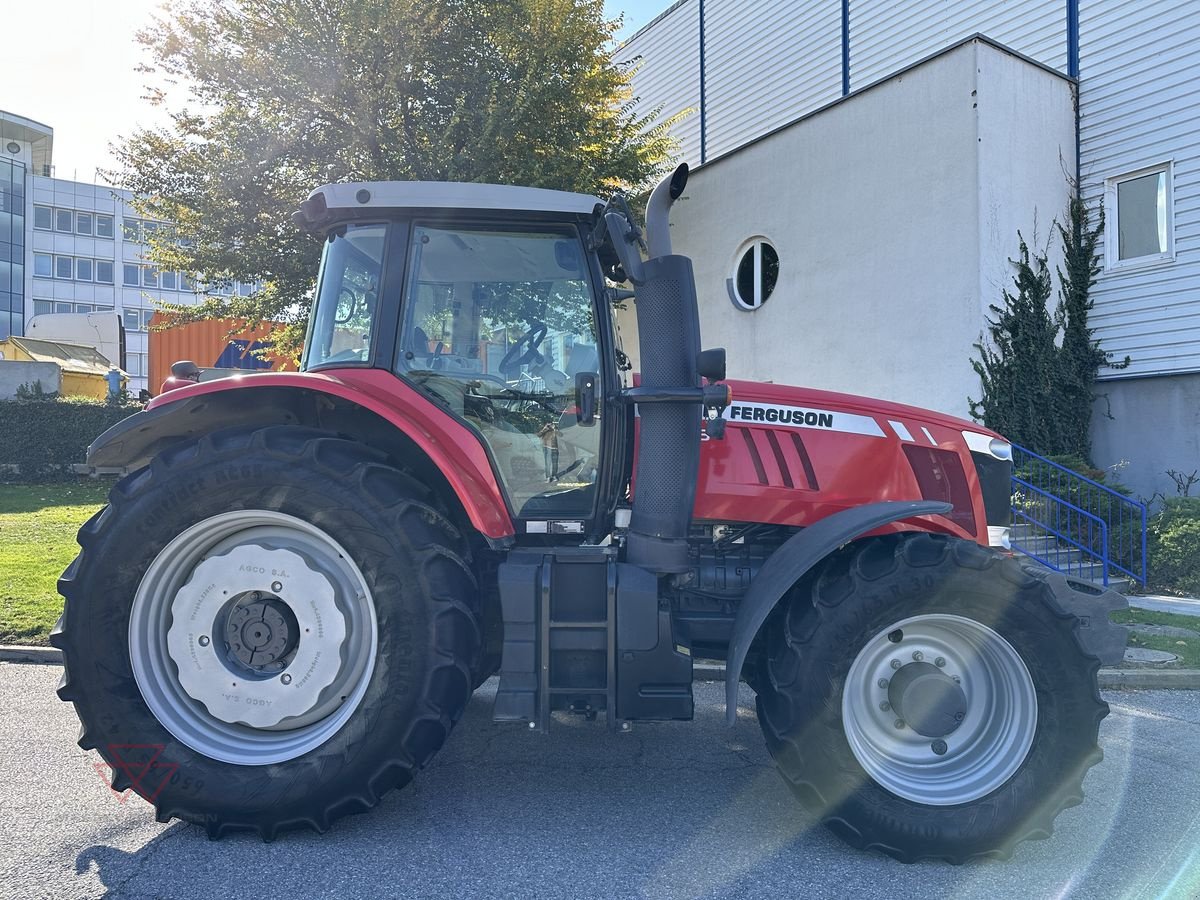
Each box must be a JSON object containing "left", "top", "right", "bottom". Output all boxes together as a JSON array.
[{"left": 2, "top": 663, "right": 1199, "bottom": 900}]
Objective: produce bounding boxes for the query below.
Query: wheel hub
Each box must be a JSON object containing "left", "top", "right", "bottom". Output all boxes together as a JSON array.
[
  {"left": 886, "top": 661, "right": 968, "bottom": 737},
  {"left": 225, "top": 594, "right": 299, "bottom": 670},
  {"left": 165, "top": 544, "right": 347, "bottom": 729}
]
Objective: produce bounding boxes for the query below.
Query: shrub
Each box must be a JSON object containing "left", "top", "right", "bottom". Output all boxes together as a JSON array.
[
  {"left": 0, "top": 397, "right": 142, "bottom": 481},
  {"left": 1149, "top": 498, "right": 1200, "bottom": 595}
]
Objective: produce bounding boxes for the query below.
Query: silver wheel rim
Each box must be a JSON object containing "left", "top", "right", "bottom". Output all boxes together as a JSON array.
[
  {"left": 842, "top": 613, "right": 1037, "bottom": 806},
  {"left": 130, "top": 511, "right": 378, "bottom": 766}
]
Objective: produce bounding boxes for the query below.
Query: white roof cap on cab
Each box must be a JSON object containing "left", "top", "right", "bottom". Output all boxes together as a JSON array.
[{"left": 296, "top": 181, "right": 602, "bottom": 231}]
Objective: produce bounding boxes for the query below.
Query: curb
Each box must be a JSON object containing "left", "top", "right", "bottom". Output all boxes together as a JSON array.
[
  {"left": 5, "top": 648, "right": 1200, "bottom": 691},
  {"left": 0, "top": 644, "right": 62, "bottom": 665},
  {"left": 693, "top": 662, "right": 1200, "bottom": 691}
]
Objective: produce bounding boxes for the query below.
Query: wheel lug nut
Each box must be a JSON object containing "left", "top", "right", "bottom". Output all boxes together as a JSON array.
[
  {"left": 281, "top": 674, "right": 292, "bottom": 685},
  {"left": 877, "top": 678, "right": 889, "bottom": 689},
  {"left": 951, "top": 675, "right": 961, "bottom": 683},
  {"left": 272, "top": 581, "right": 283, "bottom": 593},
  {"left": 935, "top": 657, "right": 946, "bottom": 667},
  {"left": 912, "top": 651, "right": 924, "bottom": 662},
  {"left": 879, "top": 701, "right": 891, "bottom": 711},
  {"left": 198, "top": 635, "right": 210, "bottom": 647},
  {"left": 931, "top": 739, "right": 948, "bottom": 755},
  {"left": 890, "top": 660, "right": 902, "bottom": 670},
  {"left": 894, "top": 719, "right": 905, "bottom": 729}
]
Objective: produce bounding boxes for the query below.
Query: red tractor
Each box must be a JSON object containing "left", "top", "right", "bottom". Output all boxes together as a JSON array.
[{"left": 54, "top": 166, "right": 1126, "bottom": 861}]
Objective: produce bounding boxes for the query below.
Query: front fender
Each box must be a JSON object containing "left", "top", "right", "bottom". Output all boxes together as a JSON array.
[
  {"left": 724, "top": 499, "right": 952, "bottom": 724},
  {"left": 87, "top": 370, "right": 516, "bottom": 541}
]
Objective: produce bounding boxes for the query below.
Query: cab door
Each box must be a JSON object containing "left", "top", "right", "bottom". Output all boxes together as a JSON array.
[{"left": 395, "top": 221, "right": 614, "bottom": 535}]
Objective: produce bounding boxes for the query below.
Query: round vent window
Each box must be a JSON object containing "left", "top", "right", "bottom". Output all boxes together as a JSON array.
[
  {"left": 728, "top": 239, "right": 779, "bottom": 311},
  {"left": 5, "top": 142, "right": 20, "bottom": 155}
]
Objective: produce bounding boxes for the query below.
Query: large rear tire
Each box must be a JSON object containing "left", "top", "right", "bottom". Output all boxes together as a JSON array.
[
  {"left": 755, "top": 533, "right": 1108, "bottom": 863},
  {"left": 52, "top": 426, "right": 480, "bottom": 839}
]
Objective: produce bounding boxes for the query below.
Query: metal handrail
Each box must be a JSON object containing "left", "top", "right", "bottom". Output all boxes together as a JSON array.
[
  {"left": 1009, "top": 445, "right": 1148, "bottom": 586},
  {"left": 1011, "top": 443, "right": 1137, "bottom": 505},
  {"left": 1010, "top": 478, "right": 1111, "bottom": 584}
]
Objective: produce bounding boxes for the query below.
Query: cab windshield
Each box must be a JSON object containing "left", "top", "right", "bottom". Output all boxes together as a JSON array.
[{"left": 304, "top": 223, "right": 387, "bottom": 368}]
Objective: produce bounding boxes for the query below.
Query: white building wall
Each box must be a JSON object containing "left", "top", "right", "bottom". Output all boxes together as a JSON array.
[
  {"left": 1079, "top": 0, "right": 1200, "bottom": 378},
  {"left": 848, "top": 0, "right": 1066, "bottom": 88},
  {"left": 615, "top": 0, "right": 702, "bottom": 165},
  {"left": 619, "top": 40, "right": 1073, "bottom": 420}
]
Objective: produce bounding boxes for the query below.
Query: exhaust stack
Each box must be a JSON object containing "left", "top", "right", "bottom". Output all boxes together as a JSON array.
[{"left": 624, "top": 164, "right": 702, "bottom": 574}]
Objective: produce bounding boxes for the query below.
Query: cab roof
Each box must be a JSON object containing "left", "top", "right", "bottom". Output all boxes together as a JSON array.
[{"left": 294, "top": 181, "right": 603, "bottom": 233}]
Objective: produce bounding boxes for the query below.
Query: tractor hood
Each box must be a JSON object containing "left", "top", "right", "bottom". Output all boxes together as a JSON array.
[{"left": 694, "top": 379, "right": 1006, "bottom": 538}]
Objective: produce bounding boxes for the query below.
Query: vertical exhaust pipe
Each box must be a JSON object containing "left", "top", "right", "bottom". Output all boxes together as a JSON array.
[{"left": 625, "top": 164, "right": 701, "bottom": 574}]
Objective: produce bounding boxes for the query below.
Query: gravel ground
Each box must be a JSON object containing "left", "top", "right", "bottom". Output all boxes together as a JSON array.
[{"left": 1, "top": 662, "right": 1198, "bottom": 900}]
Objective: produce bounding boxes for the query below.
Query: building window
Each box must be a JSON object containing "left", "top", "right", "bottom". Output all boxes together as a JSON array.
[
  {"left": 728, "top": 238, "right": 780, "bottom": 311},
  {"left": 96, "top": 260, "right": 114, "bottom": 284},
  {"left": 76, "top": 212, "right": 93, "bottom": 236},
  {"left": 96, "top": 214, "right": 114, "bottom": 238},
  {"left": 122, "top": 219, "right": 140, "bottom": 242},
  {"left": 180, "top": 272, "right": 194, "bottom": 291},
  {"left": 33, "top": 206, "right": 52, "bottom": 230},
  {"left": 142, "top": 266, "right": 158, "bottom": 288},
  {"left": 55, "top": 209, "right": 73, "bottom": 233},
  {"left": 76, "top": 258, "right": 93, "bottom": 281},
  {"left": 55, "top": 301, "right": 73, "bottom": 314},
  {"left": 33, "top": 253, "right": 52, "bottom": 277},
  {"left": 33, "top": 299, "right": 53, "bottom": 317},
  {"left": 142, "top": 309, "right": 155, "bottom": 330},
  {"left": 123, "top": 263, "right": 140, "bottom": 286},
  {"left": 123, "top": 308, "right": 142, "bottom": 332},
  {"left": 1106, "top": 162, "right": 1174, "bottom": 269},
  {"left": 55, "top": 255, "right": 73, "bottom": 279},
  {"left": 161, "top": 269, "right": 177, "bottom": 291}
]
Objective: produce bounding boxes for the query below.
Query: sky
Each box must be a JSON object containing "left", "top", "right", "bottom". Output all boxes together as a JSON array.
[{"left": 2, "top": 0, "right": 672, "bottom": 186}]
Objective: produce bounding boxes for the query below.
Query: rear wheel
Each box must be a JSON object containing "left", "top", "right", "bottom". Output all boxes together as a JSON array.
[
  {"left": 756, "top": 533, "right": 1108, "bottom": 862},
  {"left": 53, "top": 426, "right": 480, "bottom": 838}
]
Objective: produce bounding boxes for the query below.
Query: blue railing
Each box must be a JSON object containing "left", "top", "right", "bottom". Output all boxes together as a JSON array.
[{"left": 1010, "top": 443, "right": 1147, "bottom": 587}]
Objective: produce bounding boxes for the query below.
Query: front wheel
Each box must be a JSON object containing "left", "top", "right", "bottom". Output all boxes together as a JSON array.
[
  {"left": 53, "top": 426, "right": 480, "bottom": 838},
  {"left": 756, "top": 533, "right": 1108, "bottom": 863}
]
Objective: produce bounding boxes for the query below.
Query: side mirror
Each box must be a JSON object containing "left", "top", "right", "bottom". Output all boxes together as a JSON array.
[
  {"left": 575, "top": 371, "right": 598, "bottom": 426},
  {"left": 604, "top": 211, "right": 646, "bottom": 285}
]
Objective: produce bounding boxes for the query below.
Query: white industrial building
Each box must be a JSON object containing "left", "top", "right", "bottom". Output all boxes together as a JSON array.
[
  {"left": 615, "top": 0, "right": 1199, "bottom": 501},
  {"left": 0, "top": 111, "right": 251, "bottom": 395}
]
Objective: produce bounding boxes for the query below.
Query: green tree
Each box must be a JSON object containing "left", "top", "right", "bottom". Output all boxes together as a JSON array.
[
  {"left": 1053, "top": 197, "right": 1130, "bottom": 458},
  {"left": 969, "top": 234, "right": 1062, "bottom": 452},
  {"left": 113, "top": 0, "right": 676, "bottom": 357},
  {"left": 970, "top": 196, "right": 1129, "bottom": 457}
]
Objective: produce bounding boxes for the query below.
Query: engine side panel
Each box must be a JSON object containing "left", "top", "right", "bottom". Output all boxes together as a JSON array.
[{"left": 695, "top": 380, "right": 996, "bottom": 542}]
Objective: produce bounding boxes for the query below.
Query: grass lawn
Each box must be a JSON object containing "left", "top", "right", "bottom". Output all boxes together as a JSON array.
[
  {"left": 0, "top": 482, "right": 109, "bottom": 644},
  {"left": 1109, "top": 606, "right": 1200, "bottom": 668}
]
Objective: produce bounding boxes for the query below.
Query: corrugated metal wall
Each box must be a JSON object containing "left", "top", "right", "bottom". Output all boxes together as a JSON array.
[
  {"left": 848, "top": 1, "right": 1066, "bottom": 88},
  {"left": 615, "top": 0, "right": 703, "bottom": 165},
  {"left": 703, "top": 0, "right": 841, "bottom": 160},
  {"left": 1080, "top": 0, "right": 1200, "bottom": 378}
]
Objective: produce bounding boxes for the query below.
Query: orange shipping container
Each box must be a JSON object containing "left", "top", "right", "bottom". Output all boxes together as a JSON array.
[{"left": 148, "top": 316, "right": 296, "bottom": 395}]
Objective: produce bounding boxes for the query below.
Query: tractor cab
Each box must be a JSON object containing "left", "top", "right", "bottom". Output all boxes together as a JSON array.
[{"left": 298, "top": 183, "right": 623, "bottom": 531}]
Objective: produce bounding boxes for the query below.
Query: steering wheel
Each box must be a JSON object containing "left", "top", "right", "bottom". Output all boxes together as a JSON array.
[
  {"left": 498, "top": 322, "right": 549, "bottom": 376},
  {"left": 334, "top": 287, "right": 360, "bottom": 325}
]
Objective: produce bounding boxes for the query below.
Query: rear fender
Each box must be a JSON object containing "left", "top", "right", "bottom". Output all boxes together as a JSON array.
[
  {"left": 724, "top": 499, "right": 952, "bottom": 724},
  {"left": 87, "top": 372, "right": 516, "bottom": 543}
]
